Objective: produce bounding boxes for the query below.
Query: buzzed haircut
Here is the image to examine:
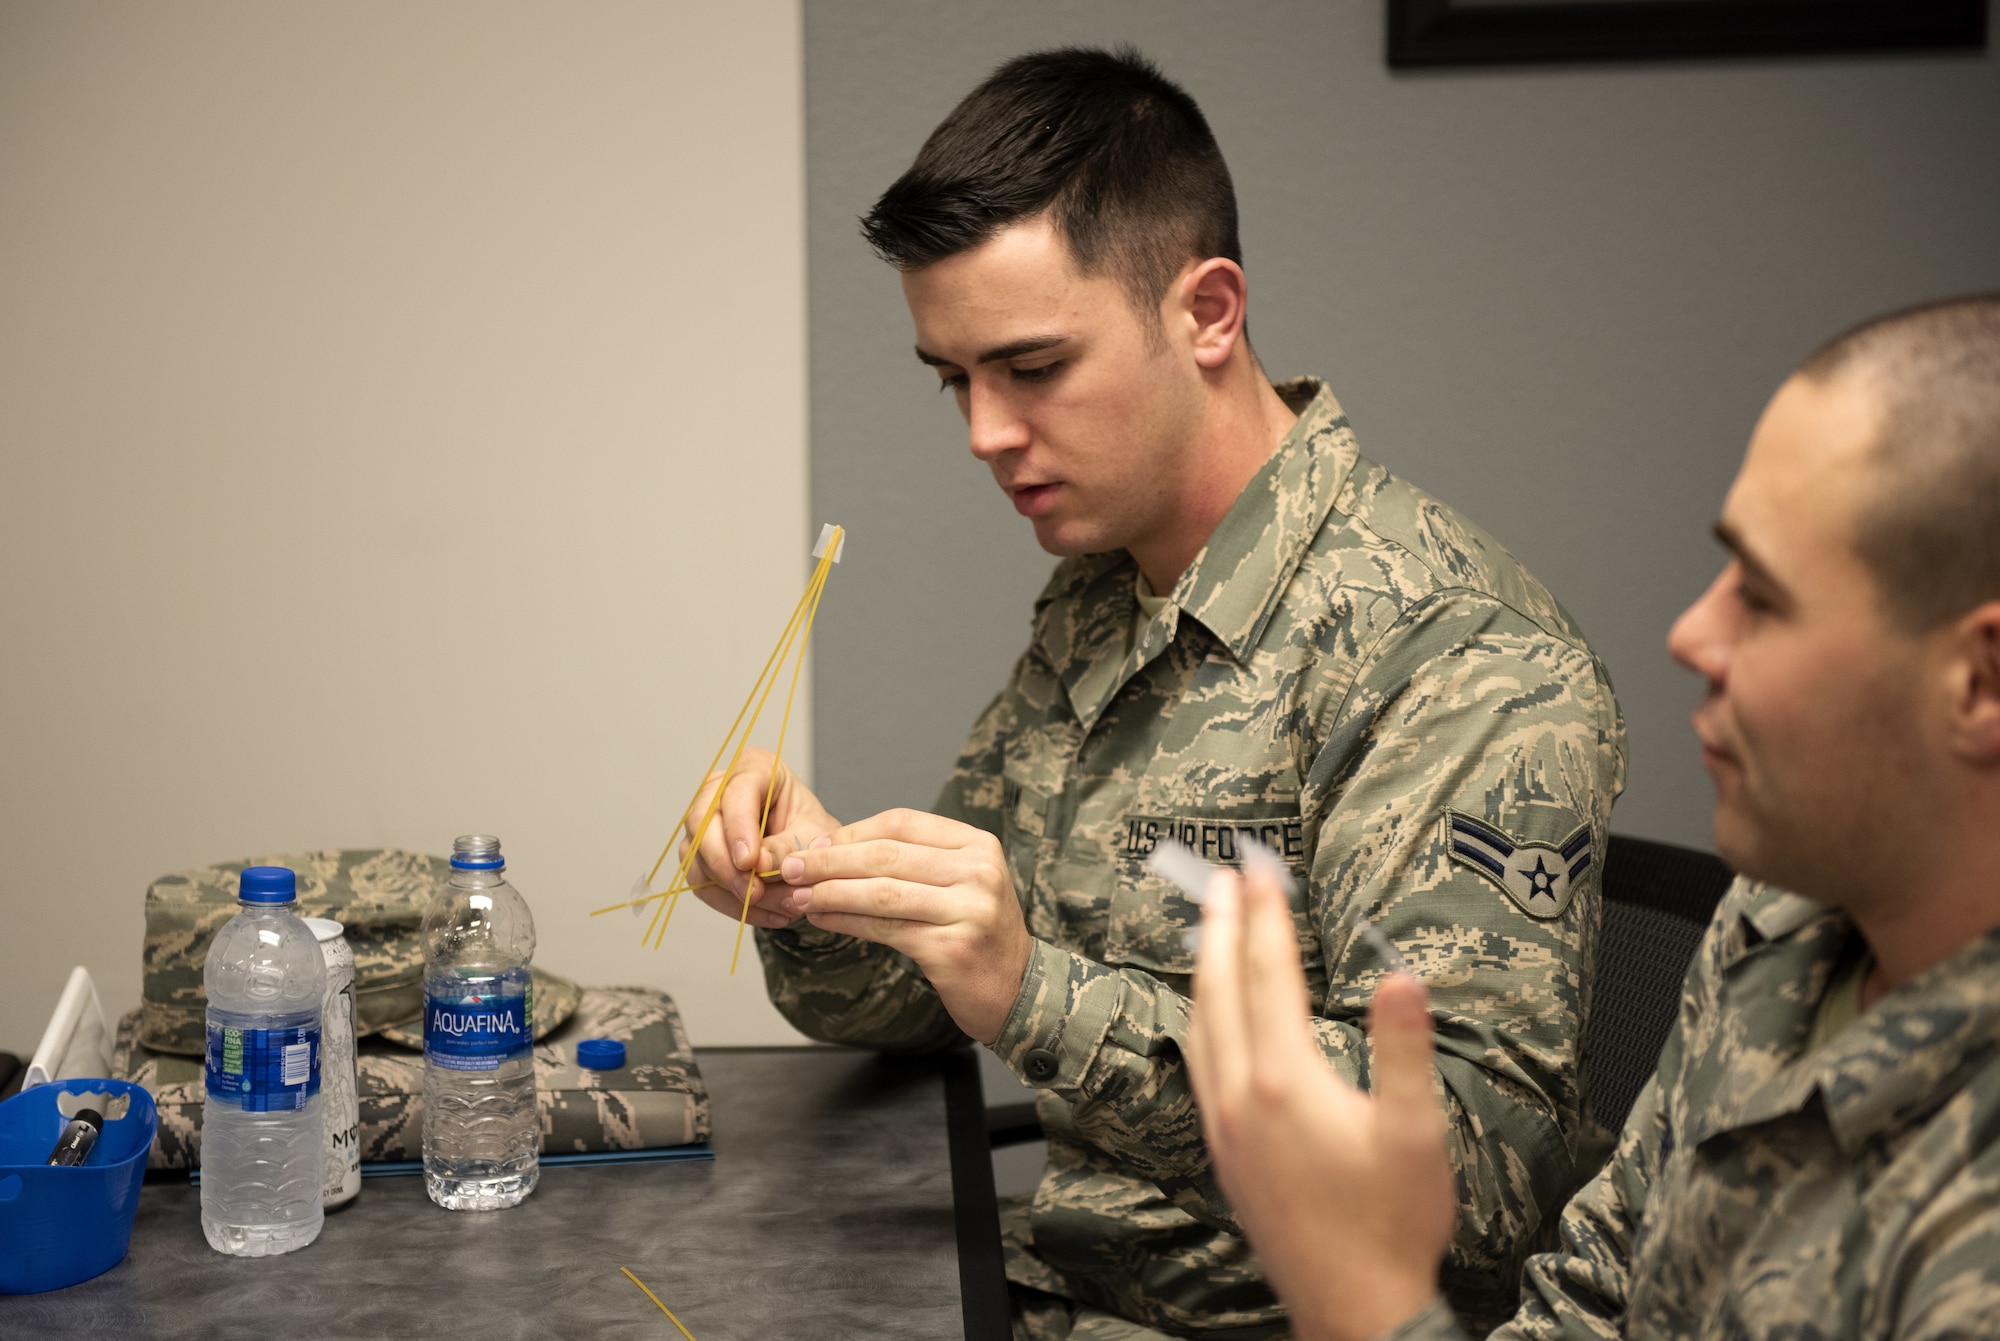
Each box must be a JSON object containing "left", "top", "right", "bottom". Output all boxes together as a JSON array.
[
  {"left": 1801, "top": 295, "right": 2000, "bottom": 631},
  {"left": 860, "top": 46, "right": 1241, "bottom": 315}
]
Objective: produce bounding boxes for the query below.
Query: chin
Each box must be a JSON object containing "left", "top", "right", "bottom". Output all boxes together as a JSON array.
[
  {"left": 1030, "top": 518, "right": 1112, "bottom": 559},
  {"left": 1709, "top": 818, "right": 1757, "bottom": 884},
  {"left": 1710, "top": 804, "right": 1830, "bottom": 904},
  {"left": 1707, "top": 798, "right": 1774, "bottom": 886}
]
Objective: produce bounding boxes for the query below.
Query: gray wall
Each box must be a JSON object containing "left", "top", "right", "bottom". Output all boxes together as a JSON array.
[{"left": 805, "top": 1, "right": 2000, "bottom": 850}]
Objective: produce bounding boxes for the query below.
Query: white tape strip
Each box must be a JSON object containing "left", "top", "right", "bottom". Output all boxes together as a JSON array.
[
  {"left": 1356, "top": 919, "right": 1409, "bottom": 973},
  {"left": 1146, "top": 842, "right": 1220, "bottom": 903},
  {"left": 1240, "top": 839, "right": 1298, "bottom": 896},
  {"left": 812, "top": 523, "right": 845, "bottom": 563},
  {"left": 1149, "top": 836, "right": 1408, "bottom": 976}
]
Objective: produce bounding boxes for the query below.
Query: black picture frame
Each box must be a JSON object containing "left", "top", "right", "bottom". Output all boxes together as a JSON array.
[{"left": 1388, "top": 0, "right": 1989, "bottom": 68}]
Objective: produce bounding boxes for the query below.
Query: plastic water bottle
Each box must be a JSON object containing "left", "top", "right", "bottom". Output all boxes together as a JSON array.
[
  {"left": 422, "top": 834, "right": 539, "bottom": 1210},
  {"left": 201, "top": 865, "right": 326, "bottom": 1256}
]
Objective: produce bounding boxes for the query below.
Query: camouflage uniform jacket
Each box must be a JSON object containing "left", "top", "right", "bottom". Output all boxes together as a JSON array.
[
  {"left": 1394, "top": 878, "right": 2000, "bottom": 1341},
  {"left": 758, "top": 379, "right": 1627, "bottom": 1336}
]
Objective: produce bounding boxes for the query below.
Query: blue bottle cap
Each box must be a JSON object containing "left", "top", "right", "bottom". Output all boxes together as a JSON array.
[
  {"left": 238, "top": 866, "right": 298, "bottom": 904},
  {"left": 576, "top": 1038, "right": 626, "bottom": 1070}
]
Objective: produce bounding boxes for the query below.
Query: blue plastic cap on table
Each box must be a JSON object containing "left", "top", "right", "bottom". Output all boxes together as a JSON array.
[{"left": 576, "top": 1038, "right": 626, "bottom": 1071}]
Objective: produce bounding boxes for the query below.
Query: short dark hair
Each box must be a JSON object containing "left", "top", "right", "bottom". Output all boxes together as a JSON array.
[
  {"left": 1801, "top": 294, "right": 2000, "bottom": 631},
  {"left": 860, "top": 46, "right": 1241, "bottom": 313}
]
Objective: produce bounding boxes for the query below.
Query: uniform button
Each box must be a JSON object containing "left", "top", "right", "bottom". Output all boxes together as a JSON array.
[{"left": 1023, "top": 1048, "right": 1060, "bottom": 1084}]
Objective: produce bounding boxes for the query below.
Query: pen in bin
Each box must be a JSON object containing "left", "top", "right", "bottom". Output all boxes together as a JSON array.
[{"left": 45, "top": 1108, "right": 103, "bottom": 1167}]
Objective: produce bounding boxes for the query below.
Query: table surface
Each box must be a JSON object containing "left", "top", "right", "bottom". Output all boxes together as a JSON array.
[{"left": 0, "top": 1046, "right": 1008, "bottom": 1340}]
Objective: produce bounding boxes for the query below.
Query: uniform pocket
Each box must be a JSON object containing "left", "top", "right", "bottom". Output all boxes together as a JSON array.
[
  {"left": 1000, "top": 767, "right": 1050, "bottom": 904},
  {"left": 1104, "top": 811, "right": 1309, "bottom": 976}
]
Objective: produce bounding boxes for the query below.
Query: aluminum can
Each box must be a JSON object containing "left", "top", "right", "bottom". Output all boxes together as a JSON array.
[{"left": 304, "top": 917, "right": 362, "bottom": 1208}]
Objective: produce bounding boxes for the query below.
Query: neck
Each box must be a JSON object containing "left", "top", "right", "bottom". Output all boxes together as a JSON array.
[
  {"left": 1850, "top": 792, "right": 2000, "bottom": 1008},
  {"left": 1127, "top": 352, "right": 1299, "bottom": 593}
]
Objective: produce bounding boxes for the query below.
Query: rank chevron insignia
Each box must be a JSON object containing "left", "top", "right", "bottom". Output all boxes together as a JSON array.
[{"left": 1445, "top": 811, "right": 1593, "bottom": 920}]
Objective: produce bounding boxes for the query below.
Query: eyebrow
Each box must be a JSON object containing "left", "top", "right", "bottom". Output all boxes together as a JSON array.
[
  {"left": 913, "top": 334, "right": 1071, "bottom": 368},
  {"left": 1713, "top": 520, "right": 1785, "bottom": 593}
]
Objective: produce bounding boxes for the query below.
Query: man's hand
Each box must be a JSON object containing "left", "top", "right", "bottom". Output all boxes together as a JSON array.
[
  {"left": 678, "top": 747, "right": 841, "bottom": 930},
  {"left": 1188, "top": 861, "right": 1455, "bottom": 1341},
  {"left": 776, "top": 809, "right": 1033, "bottom": 1045}
]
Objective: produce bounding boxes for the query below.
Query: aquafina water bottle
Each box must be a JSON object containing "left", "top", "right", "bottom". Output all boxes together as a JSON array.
[
  {"left": 201, "top": 865, "right": 326, "bottom": 1255},
  {"left": 421, "top": 834, "right": 538, "bottom": 1210}
]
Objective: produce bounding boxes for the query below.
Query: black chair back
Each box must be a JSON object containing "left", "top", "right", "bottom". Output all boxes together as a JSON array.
[{"left": 1580, "top": 834, "right": 1735, "bottom": 1132}]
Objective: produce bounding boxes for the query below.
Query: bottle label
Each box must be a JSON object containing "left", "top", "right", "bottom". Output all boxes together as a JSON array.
[
  {"left": 425, "top": 983, "right": 531, "bottom": 1072},
  {"left": 205, "top": 1021, "right": 321, "bottom": 1112}
]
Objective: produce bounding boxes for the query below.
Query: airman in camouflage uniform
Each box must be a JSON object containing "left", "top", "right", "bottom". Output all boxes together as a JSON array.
[
  {"left": 1181, "top": 297, "right": 2000, "bottom": 1341},
  {"left": 1377, "top": 877, "right": 2000, "bottom": 1341},
  {"left": 757, "top": 377, "right": 1626, "bottom": 1336},
  {"left": 669, "top": 45, "right": 1628, "bottom": 1339}
]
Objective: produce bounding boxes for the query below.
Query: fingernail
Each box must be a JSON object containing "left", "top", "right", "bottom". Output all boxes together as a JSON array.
[
  {"left": 811, "top": 835, "right": 832, "bottom": 850},
  {"left": 734, "top": 840, "right": 750, "bottom": 867},
  {"left": 781, "top": 855, "right": 804, "bottom": 882}
]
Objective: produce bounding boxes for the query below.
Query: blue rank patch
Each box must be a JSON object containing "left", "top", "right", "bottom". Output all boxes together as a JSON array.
[{"left": 1445, "top": 810, "right": 1593, "bottom": 920}]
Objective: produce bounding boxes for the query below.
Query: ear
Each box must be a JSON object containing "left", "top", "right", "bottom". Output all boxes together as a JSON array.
[
  {"left": 1173, "top": 258, "right": 1248, "bottom": 371},
  {"left": 1944, "top": 601, "right": 2000, "bottom": 765}
]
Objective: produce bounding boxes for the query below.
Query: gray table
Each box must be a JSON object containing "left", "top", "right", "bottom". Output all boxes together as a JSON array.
[{"left": 0, "top": 1047, "right": 1009, "bottom": 1340}]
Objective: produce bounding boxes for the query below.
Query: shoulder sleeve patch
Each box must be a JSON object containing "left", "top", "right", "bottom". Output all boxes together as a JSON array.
[{"left": 1445, "top": 810, "right": 1593, "bottom": 920}]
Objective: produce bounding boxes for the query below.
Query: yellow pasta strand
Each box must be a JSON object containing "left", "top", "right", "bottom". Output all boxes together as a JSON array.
[
  {"left": 731, "top": 544, "right": 830, "bottom": 975},
  {"left": 644, "top": 552, "right": 824, "bottom": 936},
  {"left": 588, "top": 871, "right": 783, "bottom": 919},
  {"left": 617, "top": 525, "right": 843, "bottom": 964},
  {"left": 619, "top": 1266, "right": 698, "bottom": 1340},
  {"left": 629, "top": 564, "right": 827, "bottom": 933},
  {"left": 652, "top": 560, "right": 827, "bottom": 941},
  {"left": 650, "top": 546, "right": 834, "bottom": 949}
]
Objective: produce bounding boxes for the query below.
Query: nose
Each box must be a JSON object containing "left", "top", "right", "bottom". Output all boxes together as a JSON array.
[
  {"left": 1669, "top": 563, "right": 1737, "bottom": 684},
  {"left": 964, "top": 382, "right": 1031, "bottom": 462}
]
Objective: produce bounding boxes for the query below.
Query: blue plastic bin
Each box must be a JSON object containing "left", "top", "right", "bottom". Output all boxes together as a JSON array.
[{"left": 0, "top": 1078, "right": 157, "bottom": 1294}]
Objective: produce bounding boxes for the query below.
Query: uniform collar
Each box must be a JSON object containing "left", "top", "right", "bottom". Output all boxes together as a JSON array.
[
  {"left": 1028, "top": 378, "right": 1355, "bottom": 724},
  {"left": 1812, "top": 921, "right": 2000, "bottom": 1153},
  {"left": 1172, "top": 377, "right": 1355, "bottom": 664},
  {"left": 1693, "top": 883, "right": 2000, "bottom": 1156},
  {"left": 1739, "top": 886, "right": 1830, "bottom": 949}
]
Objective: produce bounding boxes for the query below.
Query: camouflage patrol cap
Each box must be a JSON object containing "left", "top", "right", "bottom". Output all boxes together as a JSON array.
[
  {"left": 141, "top": 848, "right": 578, "bottom": 1055},
  {"left": 115, "top": 984, "right": 705, "bottom": 1169}
]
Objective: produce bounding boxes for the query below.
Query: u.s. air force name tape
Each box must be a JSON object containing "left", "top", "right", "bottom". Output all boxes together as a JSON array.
[{"left": 1120, "top": 815, "right": 1305, "bottom": 866}]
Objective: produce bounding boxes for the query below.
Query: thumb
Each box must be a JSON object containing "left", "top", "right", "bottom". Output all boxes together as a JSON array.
[
  {"left": 759, "top": 830, "right": 804, "bottom": 877},
  {"left": 1366, "top": 972, "right": 1437, "bottom": 1120}
]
